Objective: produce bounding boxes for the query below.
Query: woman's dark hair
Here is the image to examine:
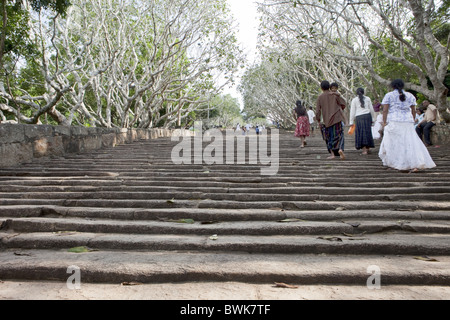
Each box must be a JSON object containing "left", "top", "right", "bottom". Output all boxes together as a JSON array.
[
  {"left": 356, "top": 88, "right": 365, "bottom": 108},
  {"left": 330, "top": 82, "right": 339, "bottom": 89},
  {"left": 391, "top": 79, "right": 406, "bottom": 102},
  {"left": 295, "top": 100, "right": 307, "bottom": 117}
]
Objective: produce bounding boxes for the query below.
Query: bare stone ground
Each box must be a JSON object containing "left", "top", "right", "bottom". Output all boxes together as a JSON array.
[{"left": 1, "top": 280, "right": 449, "bottom": 300}]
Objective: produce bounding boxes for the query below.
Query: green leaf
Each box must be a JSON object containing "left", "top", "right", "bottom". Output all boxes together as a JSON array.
[
  {"left": 168, "top": 218, "right": 195, "bottom": 224},
  {"left": 68, "top": 246, "right": 97, "bottom": 253}
]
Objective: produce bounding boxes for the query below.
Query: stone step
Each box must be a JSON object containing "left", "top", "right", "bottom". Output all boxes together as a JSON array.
[
  {"left": 1, "top": 191, "right": 450, "bottom": 202},
  {"left": 1, "top": 231, "right": 450, "bottom": 255},
  {"left": 2, "top": 217, "right": 450, "bottom": 235},
  {"left": 0, "top": 191, "right": 450, "bottom": 204},
  {"left": 1, "top": 249, "right": 449, "bottom": 285},
  {"left": 1, "top": 178, "right": 449, "bottom": 188},
  {"left": 2, "top": 163, "right": 450, "bottom": 172},
  {"left": 1, "top": 198, "right": 450, "bottom": 211},
  {"left": 1, "top": 185, "right": 449, "bottom": 195},
  {"left": 1, "top": 205, "right": 450, "bottom": 221}
]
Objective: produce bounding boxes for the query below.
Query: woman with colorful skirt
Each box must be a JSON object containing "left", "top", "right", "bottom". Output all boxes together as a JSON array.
[{"left": 293, "top": 100, "right": 310, "bottom": 148}]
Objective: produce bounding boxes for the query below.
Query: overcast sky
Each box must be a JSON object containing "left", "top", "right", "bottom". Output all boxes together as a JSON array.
[
  {"left": 223, "top": 0, "right": 260, "bottom": 108},
  {"left": 228, "top": 0, "right": 259, "bottom": 63}
]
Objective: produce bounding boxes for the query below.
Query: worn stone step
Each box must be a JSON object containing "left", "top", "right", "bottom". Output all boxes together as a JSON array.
[
  {"left": 1, "top": 249, "right": 449, "bottom": 285},
  {"left": 2, "top": 205, "right": 450, "bottom": 221},
  {"left": 1, "top": 190, "right": 450, "bottom": 203},
  {"left": 1, "top": 178, "right": 449, "bottom": 188},
  {"left": 1, "top": 231, "right": 450, "bottom": 255},
  {"left": 1, "top": 185, "right": 449, "bottom": 195},
  {"left": 3, "top": 168, "right": 449, "bottom": 178},
  {"left": 2, "top": 206, "right": 449, "bottom": 222},
  {"left": 1, "top": 198, "right": 450, "bottom": 211},
  {"left": 1, "top": 198, "right": 450, "bottom": 212},
  {"left": 2, "top": 217, "right": 450, "bottom": 235}
]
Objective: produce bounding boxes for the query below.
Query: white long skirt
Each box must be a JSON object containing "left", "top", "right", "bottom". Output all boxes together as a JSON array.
[{"left": 378, "top": 121, "right": 436, "bottom": 170}]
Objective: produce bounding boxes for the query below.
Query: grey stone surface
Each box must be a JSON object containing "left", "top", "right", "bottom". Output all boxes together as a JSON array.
[
  {"left": 0, "top": 124, "right": 191, "bottom": 167},
  {"left": 0, "top": 131, "right": 449, "bottom": 296}
]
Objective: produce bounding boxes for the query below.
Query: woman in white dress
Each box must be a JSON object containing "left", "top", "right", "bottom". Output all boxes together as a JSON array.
[{"left": 378, "top": 79, "right": 436, "bottom": 172}]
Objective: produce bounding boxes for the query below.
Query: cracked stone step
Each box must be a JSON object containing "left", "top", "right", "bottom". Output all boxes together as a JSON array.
[
  {"left": 1, "top": 199, "right": 450, "bottom": 211},
  {"left": 1, "top": 232, "right": 450, "bottom": 255},
  {"left": 1, "top": 249, "right": 449, "bottom": 285},
  {"left": 1, "top": 186, "right": 449, "bottom": 195},
  {"left": 2, "top": 217, "right": 450, "bottom": 235},
  {"left": 2, "top": 206, "right": 449, "bottom": 221},
  {"left": 1, "top": 192, "right": 449, "bottom": 203}
]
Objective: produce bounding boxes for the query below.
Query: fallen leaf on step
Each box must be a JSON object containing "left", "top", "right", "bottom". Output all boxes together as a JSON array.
[
  {"left": 342, "top": 232, "right": 367, "bottom": 237},
  {"left": 277, "top": 218, "right": 304, "bottom": 222},
  {"left": 68, "top": 246, "right": 98, "bottom": 253},
  {"left": 168, "top": 218, "right": 195, "bottom": 224},
  {"left": 342, "top": 232, "right": 355, "bottom": 237},
  {"left": 274, "top": 282, "right": 299, "bottom": 289},
  {"left": 14, "top": 252, "right": 32, "bottom": 256},
  {"left": 317, "top": 236, "right": 343, "bottom": 242},
  {"left": 53, "top": 231, "right": 77, "bottom": 236},
  {"left": 167, "top": 198, "right": 175, "bottom": 204},
  {"left": 413, "top": 256, "right": 439, "bottom": 262},
  {"left": 342, "top": 221, "right": 360, "bottom": 228},
  {"left": 335, "top": 207, "right": 346, "bottom": 211},
  {"left": 209, "top": 234, "right": 218, "bottom": 240},
  {"left": 121, "top": 282, "right": 143, "bottom": 286}
]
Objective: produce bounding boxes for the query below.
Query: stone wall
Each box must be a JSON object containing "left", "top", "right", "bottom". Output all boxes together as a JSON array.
[
  {"left": 0, "top": 124, "right": 192, "bottom": 168},
  {"left": 431, "top": 124, "right": 450, "bottom": 145}
]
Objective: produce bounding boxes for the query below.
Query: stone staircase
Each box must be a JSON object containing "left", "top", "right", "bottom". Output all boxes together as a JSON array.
[{"left": 1, "top": 130, "right": 450, "bottom": 287}]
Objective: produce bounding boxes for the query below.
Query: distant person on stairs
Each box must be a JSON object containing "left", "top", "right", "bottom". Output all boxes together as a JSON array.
[
  {"left": 293, "top": 100, "right": 310, "bottom": 148},
  {"left": 416, "top": 100, "right": 438, "bottom": 147},
  {"left": 307, "top": 106, "right": 316, "bottom": 136}
]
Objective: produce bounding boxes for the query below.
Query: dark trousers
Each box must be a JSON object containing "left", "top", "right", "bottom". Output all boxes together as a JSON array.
[{"left": 416, "top": 121, "right": 435, "bottom": 145}]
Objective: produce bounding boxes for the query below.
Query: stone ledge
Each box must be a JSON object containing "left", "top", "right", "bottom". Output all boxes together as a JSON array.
[
  {"left": 431, "top": 124, "right": 450, "bottom": 145},
  {"left": 0, "top": 124, "right": 191, "bottom": 168}
]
